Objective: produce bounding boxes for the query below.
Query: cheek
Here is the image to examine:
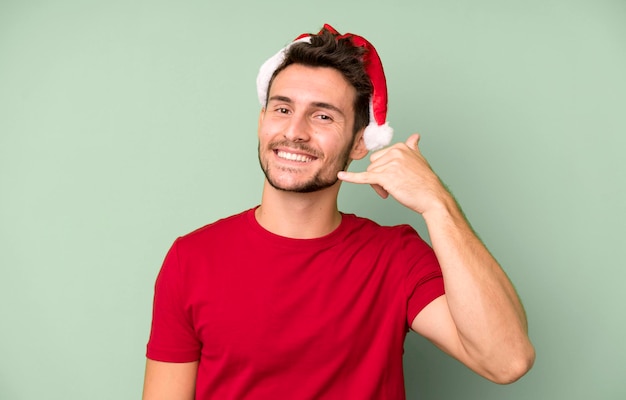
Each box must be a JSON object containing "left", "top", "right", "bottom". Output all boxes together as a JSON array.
[
  {"left": 259, "top": 117, "right": 284, "bottom": 137},
  {"left": 257, "top": 120, "right": 273, "bottom": 141}
]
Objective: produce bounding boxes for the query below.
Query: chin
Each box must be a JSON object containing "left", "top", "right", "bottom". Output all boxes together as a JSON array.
[{"left": 267, "top": 176, "right": 339, "bottom": 193}]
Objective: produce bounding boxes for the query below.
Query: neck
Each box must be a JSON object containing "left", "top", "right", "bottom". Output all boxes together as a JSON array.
[{"left": 255, "top": 180, "right": 342, "bottom": 239}]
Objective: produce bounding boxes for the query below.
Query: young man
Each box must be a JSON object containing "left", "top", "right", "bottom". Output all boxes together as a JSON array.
[{"left": 143, "top": 24, "right": 535, "bottom": 399}]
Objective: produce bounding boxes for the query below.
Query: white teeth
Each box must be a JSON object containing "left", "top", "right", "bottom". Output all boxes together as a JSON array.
[{"left": 277, "top": 151, "right": 314, "bottom": 163}]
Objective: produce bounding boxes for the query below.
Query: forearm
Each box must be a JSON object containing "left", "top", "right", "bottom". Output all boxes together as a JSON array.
[{"left": 422, "top": 195, "right": 534, "bottom": 379}]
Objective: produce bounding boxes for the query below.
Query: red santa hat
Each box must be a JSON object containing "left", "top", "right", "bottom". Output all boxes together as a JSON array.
[{"left": 256, "top": 24, "right": 393, "bottom": 151}]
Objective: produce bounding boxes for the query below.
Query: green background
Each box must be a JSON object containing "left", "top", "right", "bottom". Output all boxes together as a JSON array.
[{"left": 1, "top": 0, "right": 625, "bottom": 399}]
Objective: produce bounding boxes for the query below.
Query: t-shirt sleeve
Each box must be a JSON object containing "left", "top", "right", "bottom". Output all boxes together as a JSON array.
[
  {"left": 401, "top": 226, "right": 446, "bottom": 327},
  {"left": 146, "top": 239, "right": 201, "bottom": 362}
]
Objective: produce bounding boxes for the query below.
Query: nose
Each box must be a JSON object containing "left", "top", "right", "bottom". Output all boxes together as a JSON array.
[{"left": 283, "top": 113, "right": 311, "bottom": 142}]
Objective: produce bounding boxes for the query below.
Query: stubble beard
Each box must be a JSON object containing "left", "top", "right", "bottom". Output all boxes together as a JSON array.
[{"left": 257, "top": 138, "right": 354, "bottom": 193}]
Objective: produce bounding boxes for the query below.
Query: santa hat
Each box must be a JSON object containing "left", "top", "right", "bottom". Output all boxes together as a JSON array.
[{"left": 256, "top": 24, "right": 393, "bottom": 151}]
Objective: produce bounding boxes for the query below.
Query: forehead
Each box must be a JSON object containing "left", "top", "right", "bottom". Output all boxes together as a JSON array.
[{"left": 269, "top": 64, "right": 356, "bottom": 110}]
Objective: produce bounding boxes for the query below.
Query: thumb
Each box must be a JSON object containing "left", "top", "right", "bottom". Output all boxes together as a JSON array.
[{"left": 406, "top": 133, "right": 421, "bottom": 151}]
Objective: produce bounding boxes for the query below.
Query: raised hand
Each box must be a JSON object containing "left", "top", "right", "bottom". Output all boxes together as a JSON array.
[{"left": 338, "top": 133, "right": 451, "bottom": 216}]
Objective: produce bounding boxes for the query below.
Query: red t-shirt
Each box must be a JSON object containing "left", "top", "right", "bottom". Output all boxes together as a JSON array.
[{"left": 147, "top": 208, "right": 444, "bottom": 399}]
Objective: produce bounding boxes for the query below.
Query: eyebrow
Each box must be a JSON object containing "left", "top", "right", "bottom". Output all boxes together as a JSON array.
[{"left": 268, "top": 95, "right": 346, "bottom": 117}]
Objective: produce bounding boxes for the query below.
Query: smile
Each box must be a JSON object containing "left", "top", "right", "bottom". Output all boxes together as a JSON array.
[{"left": 276, "top": 150, "right": 316, "bottom": 163}]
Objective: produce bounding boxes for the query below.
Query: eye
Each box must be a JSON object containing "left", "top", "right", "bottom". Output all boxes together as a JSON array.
[
  {"left": 274, "top": 107, "right": 290, "bottom": 114},
  {"left": 314, "top": 113, "right": 333, "bottom": 122}
]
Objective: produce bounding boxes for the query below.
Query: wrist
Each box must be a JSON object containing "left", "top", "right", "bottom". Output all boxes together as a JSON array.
[{"left": 421, "top": 192, "right": 464, "bottom": 225}]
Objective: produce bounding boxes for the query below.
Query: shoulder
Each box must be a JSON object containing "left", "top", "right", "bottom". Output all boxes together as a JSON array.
[
  {"left": 342, "top": 213, "right": 422, "bottom": 242},
  {"left": 183, "top": 208, "right": 251, "bottom": 238},
  {"left": 171, "top": 208, "right": 254, "bottom": 252},
  {"left": 159, "top": 208, "right": 255, "bottom": 274},
  {"left": 340, "top": 214, "right": 433, "bottom": 262}
]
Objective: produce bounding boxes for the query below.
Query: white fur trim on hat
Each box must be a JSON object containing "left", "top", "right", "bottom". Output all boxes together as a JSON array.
[{"left": 256, "top": 37, "right": 311, "bottom": 106}]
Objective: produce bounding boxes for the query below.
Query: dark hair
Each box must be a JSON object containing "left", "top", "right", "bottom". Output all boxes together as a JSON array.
[{"left": 266, "top": 28, "right": 372, "bottom": 135}]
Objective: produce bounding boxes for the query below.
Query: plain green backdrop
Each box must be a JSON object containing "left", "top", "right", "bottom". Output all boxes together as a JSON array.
[{"left": 1, "top": 0, "right": 625, "bottom": 399}]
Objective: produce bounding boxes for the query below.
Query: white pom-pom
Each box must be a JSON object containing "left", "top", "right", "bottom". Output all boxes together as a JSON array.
[{"left": 363, "top": 122, "right": 393, "bottom": 151}]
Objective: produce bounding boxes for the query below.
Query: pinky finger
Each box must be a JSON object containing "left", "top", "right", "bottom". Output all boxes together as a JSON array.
[{"left": 371, "top": 184, "right": 389, "bottom": 199}]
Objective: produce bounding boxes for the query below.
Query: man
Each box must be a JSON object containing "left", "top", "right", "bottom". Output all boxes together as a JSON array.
[{"left": 143, "top": 24, "right": 535, "bottom": 399}]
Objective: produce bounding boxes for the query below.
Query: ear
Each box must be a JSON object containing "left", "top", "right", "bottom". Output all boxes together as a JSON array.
[{"left": 349, "top": 129, "right": 369, "bottom": 160}]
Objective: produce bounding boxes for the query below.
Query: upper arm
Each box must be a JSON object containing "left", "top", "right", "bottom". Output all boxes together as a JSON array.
[
  {"left": 411, "top": 295, "right": 475, "bottom": 368},
  {"left": 142, "top": 359, "right": 198, "bottom": 400},
  {"left": 411, "top": 287, "right": 535, "bottom": 384}
]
